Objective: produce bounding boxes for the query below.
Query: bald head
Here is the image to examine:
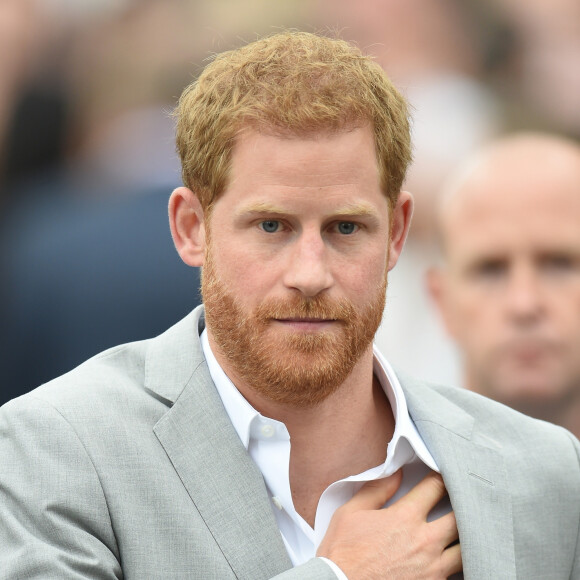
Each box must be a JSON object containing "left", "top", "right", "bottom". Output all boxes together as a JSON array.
[
  {"left": 438, "top": 133, "right": 580, "bottom": 249},
  {"left": 428, "top": 133, "right": 580, "bottom": 426}
]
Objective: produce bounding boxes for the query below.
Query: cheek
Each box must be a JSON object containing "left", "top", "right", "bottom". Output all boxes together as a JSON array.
[
  {"left": 211, "top": 243, "right": 281, "bottom": 303},
  {"left": 446, "top": 286, "right": 497, "bottom": 341},
  {"left": 551, "top": 293, "right": 580, "bottom": 338},
  {"left": 343, "top": 252, "right": 388, "bottom": 295}
]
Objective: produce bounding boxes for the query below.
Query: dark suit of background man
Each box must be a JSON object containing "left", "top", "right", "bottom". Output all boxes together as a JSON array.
[
  {"left": 0, "top": 185, "right": 201, "bottom": 405},
  {"left": 0, "top": 31, "right": 578, "bottom": 579}
]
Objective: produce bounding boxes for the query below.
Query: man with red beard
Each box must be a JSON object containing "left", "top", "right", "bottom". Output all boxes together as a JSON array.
[{"left": 0, "top": 32, "right": 578, "bottom": 580}]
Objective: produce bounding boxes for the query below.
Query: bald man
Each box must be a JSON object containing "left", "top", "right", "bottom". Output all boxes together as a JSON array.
[{"left": 428, "top": 133, "right": 580, "bottom": 437}]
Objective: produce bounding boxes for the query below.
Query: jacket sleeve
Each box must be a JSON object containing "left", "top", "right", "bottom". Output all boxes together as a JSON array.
[
  {"left": 272, "top": 557, "right": 339, "bottom": 579},
  {"left": 0, "top": 396, "right": 122, "bottom": 579}
]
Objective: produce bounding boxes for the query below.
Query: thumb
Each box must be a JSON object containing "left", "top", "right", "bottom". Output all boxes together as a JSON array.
[{"left": 342, "top": 469, "right": 403, "bottom": 512}]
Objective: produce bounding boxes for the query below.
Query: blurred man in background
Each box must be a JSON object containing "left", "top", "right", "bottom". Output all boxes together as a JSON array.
[{"left": 428, "top": 133, "right": 580, "bottom": 437}]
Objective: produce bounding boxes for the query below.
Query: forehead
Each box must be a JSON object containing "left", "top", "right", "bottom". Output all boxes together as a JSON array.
[
  {"left": 218, "top": 125, "right": 386, "bottom": 211},
  {"left": 443, "top": 163, "right": 580, "bottom": 259}
]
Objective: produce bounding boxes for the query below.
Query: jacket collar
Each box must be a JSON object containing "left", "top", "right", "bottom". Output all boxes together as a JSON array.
[
  {"left": 401, "top": 372, "right": 517, "bottom": 578},
  {"left": 143, "top": 306, "right": 207, "bottom": 403},
  {"left": 148, "top": 306, "right": 293, "bottom": 578}
]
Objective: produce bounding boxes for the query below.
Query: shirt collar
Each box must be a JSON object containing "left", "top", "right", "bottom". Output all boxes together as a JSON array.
[
  {"left": 201, "top": 329, "right": 259, "bottom": 448},
  {"left": 200, "top": 329, "right": 438, "bottom": 472},
  {"left": 372, "top": 344, "right": 439, "bottom": 472}
]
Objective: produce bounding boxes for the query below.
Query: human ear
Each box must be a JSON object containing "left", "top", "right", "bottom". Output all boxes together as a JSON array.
[
  {"left": 426, "top": 266, "right": 444, "bottom": 313},
  {"left": 426, "top": 266, "right": 457, "bottom": 339},
  {"left": 387, "top": 190, "right": 414, "bottom": 271},
  {"left": 168, "top": 187, "right": 206, "bottom": 267}
]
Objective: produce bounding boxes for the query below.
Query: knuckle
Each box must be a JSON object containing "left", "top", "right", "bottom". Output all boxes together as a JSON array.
[
  {"left": 427, "top": 472, "right": 446, "bottom": 493},
  {"left": 331, "top": 505, "right": 350, "bottom": 527}
]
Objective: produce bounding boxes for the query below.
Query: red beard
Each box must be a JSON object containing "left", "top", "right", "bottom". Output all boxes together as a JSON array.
[{"left": 202, "top": 249, "right": 387, "bottom": 408}]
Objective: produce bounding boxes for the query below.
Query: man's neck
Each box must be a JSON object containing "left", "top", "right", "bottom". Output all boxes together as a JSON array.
[
  {"left": 563, "top": 401, "right": 580, "bottom": 439},
  {"left": 256, "top": 349, "right": 395, "bottom": 526},
  {"left": 210, "top": 340, "right": 397, "bottom": 526},
  {"left": 288, "top": 370, "right": 395, "bottom": 526},
  {"left": 468, "top": 375, "right": 580, "bottom": 439},
  {"left": 520, "top": 395, "right": 580, "bottom": 439}
]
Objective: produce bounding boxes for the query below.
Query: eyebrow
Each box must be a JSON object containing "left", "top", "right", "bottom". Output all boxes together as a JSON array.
[{"left": 235, "top": 201, "right": 381, "bottom": 218}]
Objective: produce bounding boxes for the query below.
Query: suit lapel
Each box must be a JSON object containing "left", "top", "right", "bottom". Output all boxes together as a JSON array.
[
  {"left": 401, "top": 376, "right": 517, "bottom": 579},
  {"left": 146, "top": 307, "right": 292, "bottom": 579}
]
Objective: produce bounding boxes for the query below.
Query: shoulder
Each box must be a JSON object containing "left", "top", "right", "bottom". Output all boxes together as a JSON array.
[
  {"left": 1, "top": 306, "right": 208, "bottom": 427},
  {"left": 436, "top": 380, "right": 577, "bottom": 439},
  {"left": 401, "top": 373, "right": 580, "bottom": 474},
  {"left": 0, "top": 338, "right": 164, "bottom": 437}
]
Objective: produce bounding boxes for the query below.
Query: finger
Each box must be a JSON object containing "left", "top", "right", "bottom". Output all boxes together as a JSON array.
[
  {"left": 441, "top": 541, "right": 462, "bottom": 576},
  {"left": 342, "top": 469, "right": 403, "bottom": 512},
  {"left": 430, "top": 510, "right": 459, "bottom": 548},
  {"left": 394, "top": 471, "right": 447, "bottom": 517}
]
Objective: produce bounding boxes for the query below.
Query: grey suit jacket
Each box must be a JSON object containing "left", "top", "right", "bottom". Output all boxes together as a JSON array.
[{"left": 0, "top": 305, "right": 579, "bottom": 579}]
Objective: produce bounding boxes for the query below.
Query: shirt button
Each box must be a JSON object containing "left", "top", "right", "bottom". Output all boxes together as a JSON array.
[
  {"left": 272, "top": 496, "right": 283, "bottom": 510},
  {"left": 261, "top": 424, "right": 275, "bottom": 438}
]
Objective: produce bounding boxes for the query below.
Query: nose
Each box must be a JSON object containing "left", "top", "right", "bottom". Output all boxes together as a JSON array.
[
  {"left": 282, "top": 230, "right": 334, "bottom": 297},
  {"left": 505, "top": 264, "right": 544, "bottom": 325}
]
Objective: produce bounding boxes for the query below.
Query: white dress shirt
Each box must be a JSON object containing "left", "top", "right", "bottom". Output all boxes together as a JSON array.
[{"left": 201, "top": 330, "right": 448, "bottom": 579}]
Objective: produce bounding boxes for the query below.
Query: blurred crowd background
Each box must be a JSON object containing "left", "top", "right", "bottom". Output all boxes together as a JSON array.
[{"left": 1, "top": 0, "right": 579, "bottom": 403}]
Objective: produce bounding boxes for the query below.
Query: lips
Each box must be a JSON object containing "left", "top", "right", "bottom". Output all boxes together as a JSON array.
[
  {"left": 276, "top": 317, "right": 337, "bottom": 323},
  {"left": 499, "top": 338, "right": 559, "bottom": 364},
  {"left": 272, "top": 317, "right": 339, "bottom": 331},
  {"left": 255, "top": 296, "right": 356, "bottom": 330}
]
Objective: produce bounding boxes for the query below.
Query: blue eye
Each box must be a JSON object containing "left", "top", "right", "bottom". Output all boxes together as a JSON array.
[
  {"left": 260, "top": 220, "right": 280, "bottom": 233},
  {"left": 337, "top": 222, "right": 357, "bottom": 235}
]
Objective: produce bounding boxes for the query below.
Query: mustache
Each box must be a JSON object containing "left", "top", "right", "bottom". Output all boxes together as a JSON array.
[{"left": 254, "top": 295, "right": 356, "bottom": 322}]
